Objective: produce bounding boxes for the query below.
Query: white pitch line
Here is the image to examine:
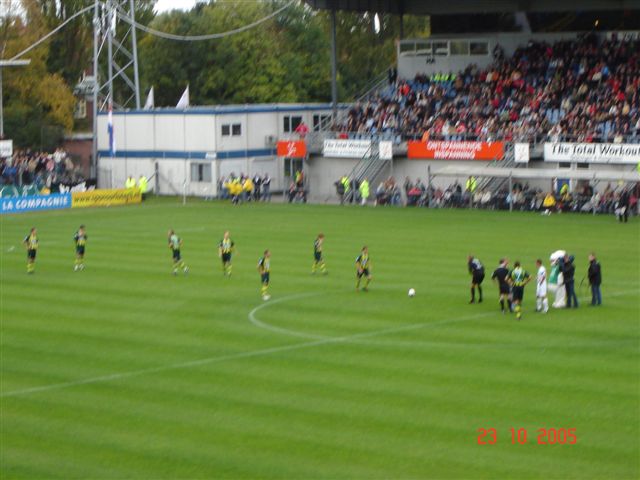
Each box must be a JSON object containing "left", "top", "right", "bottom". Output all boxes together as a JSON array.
[
  {"left": 248, "top": 292, "right": 330, "bottom": 340},
  {"left": 1, "top": 297, "right": 493, "bottom": 398},
  {"left": 2, "top": 289, "right": 638, "bottom": 398}
]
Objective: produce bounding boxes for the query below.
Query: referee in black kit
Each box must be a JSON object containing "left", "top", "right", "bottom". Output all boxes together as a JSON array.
[
  {"left": 468, "top": 255, "right": 485, "bottom": 303},
  {"left": 492, "top": 258, "right": 511, "bottom": 313}
]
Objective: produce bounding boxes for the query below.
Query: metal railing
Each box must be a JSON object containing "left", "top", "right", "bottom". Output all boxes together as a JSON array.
[
  {"left": 315, "top": 65, "right": 396, "bottom": 134},
  {"left": 314, "top": 130, "right": 640, "bottom": 146},
  {"left": 343, "top": 142, "right": 391, "bottom": 203}
]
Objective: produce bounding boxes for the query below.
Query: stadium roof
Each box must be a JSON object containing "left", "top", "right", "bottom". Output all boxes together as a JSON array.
[{"left": 304, "top": 0, "right": 640, "bottom": 15}]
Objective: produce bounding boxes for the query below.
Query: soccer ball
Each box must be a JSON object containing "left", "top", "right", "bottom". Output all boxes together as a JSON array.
[
  {"left": 262, "top": 294, "right": 271, "bottom": 301},
  {"left": 408, "top": 288, "right": 416, "bottom": 297}
]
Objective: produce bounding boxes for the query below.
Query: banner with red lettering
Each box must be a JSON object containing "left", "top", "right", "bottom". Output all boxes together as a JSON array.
[
  {"left": 277, "top": 140, "right": 307, "bottom": 158},
  {"left": 407, "top": 141, "right": 504, "bottom": 161}
]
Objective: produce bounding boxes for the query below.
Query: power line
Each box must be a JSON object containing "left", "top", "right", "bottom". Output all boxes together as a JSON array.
[
  {"left": 8, "top": 4, "right": 96, "bottom": 60},
  {"left": 6, "top": 0, "right": 299, "bottom": 61},
  {"left": 116, "top": 0, "right": 298, "bottom": 42}
]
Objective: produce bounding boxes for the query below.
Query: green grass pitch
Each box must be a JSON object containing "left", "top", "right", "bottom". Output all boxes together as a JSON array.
[{"left": 1, "top": 198, "right": 638, "bottom": 479}]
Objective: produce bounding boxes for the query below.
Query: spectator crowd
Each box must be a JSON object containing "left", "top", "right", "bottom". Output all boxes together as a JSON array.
[
  {"left": 334, "top": 173, "right": 639, "bottom": 217},
  {"left": 1, "top": 148, "right": 84, "bottom": 192},
  {"left": 335, "top": 34, "right": 640, "bottom": 144}
]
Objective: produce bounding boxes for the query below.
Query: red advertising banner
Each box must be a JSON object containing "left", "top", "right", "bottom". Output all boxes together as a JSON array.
[
  {"left": 407, "top": 141, "right": 504, "bottom": 161},
  {"left": 277, "top": 140, "right": 307, "bottom": 158}
]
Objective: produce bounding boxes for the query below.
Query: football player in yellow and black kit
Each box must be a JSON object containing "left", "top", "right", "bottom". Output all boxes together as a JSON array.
[
  {"left": 168, "top": 229, "right": 189, "bottom": 275},
  {"left": 23, "top": 227, "right": 38, "bottom": 274},
  {"left": 218, "top": 230, "right": 235, "bottom": 276},
  {"left": 257, "top": 249, "right": 271, "bottom": 300},
  {"left": 73, "top": 225, "right": 87, "bottom": 271},
  {"left": 311, "top": 233, "right": 327, "bottom": 274},
  {"left": 355, "top": 246, "right": 372, "bottom": 291}
]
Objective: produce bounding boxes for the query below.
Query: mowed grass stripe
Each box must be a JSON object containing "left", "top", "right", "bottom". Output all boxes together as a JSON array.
[{"left": 2, "top": 199, "right": 638, "bottom": 478}]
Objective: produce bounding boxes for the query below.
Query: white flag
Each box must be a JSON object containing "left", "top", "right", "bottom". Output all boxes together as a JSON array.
[
  {"left": 176, "top": 85, "right": 189, "bottom": 109},
  {"left": 144, "top": 87, "right": 154, "bottom": 109}
]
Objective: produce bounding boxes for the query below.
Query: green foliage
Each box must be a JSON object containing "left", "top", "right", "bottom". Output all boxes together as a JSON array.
[
  {"left": 139, "top": 1, "right": 430, "bottom": 106},
  {"left": 140, "top": 1, "right": 332, "bottom": 106},
  {"left": 1, "top": 0, "right": 76, "bottom": 148}
]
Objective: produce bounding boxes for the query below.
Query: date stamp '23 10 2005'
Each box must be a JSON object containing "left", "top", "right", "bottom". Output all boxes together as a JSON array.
[{"left": 477, "top": 427, "right": 578, "bottom": 445}]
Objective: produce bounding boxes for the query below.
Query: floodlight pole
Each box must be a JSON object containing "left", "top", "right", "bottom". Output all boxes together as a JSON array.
[
  {"left": 129, "top": 0, "right": 141, "bottom": 109},
  {"left": 330, "top": 8, "right": 338, "bottom": 121},
  {"left": 92, "top": 0, "right": 99, "bottom": 178}
]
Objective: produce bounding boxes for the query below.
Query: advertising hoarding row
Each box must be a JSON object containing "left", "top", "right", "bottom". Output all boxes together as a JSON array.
[
  {"left": 1, "top": 189, "right": 141, "bottom": 214},
  {"left": 543, "top": 143, "right": 640, "bottom": 164},
  {"left": 407, "top": 141, "right": 504, "bottom": 160}
]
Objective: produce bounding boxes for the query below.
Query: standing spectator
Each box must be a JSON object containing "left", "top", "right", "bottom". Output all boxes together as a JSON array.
[
  {"left": 138, "top": 174, "right": 148, "bottom": 200},
  {"left": 294, "top": 121, "right": 309, "bottom": 138},
  {"left": 252, "top": 173, "right": 262, "bottom": 201},
  {"left": 359, "top": 178, "right": 370, "bottom": 206},
  {"left": 350, "top": 177, "right": 360, "bottom": 204},
  {"left": 588, "top": 253, "right": 602, "bottom": 306},
  {"left": 616, "top": 189, "right": 630, "bottom": 222},
  {"left": 563, "top": 254, "right": 579, "bottom": 308},
  {"left": 262, "top": 173, "right": 271, "bottom": 201}
]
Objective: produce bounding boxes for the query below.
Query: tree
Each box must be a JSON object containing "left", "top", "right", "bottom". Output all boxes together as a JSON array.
[{"left": 1, "top": 0, "right": 76, "bottom": 148}]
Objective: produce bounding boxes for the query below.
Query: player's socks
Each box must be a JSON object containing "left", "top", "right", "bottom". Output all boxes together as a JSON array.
[
  {"left": 470, "top": 287, "right": 475, "bottom": 303},
  {"left": 364, "top": 278, "right": 370, "bottom": 290},
  {"left": 320, "top": 262, "right": 326, "bottom": 274},
  {"left": 478, "top": 286, "right": 483, "bottom": 302},
  {"left": 515, "top": 304, "right": 522, "bottom": 319},
  {"left": 261, "top": 285, "right": 268, "bottom": 296},
  {"left": 542, "top": 298, "right": 549, "bottom": 313},
  {"left": 536, "top": 298, "right": 542, "bottom": 311},
  {"left": 500, "top": 299, "right": 505, "bottom": 311},
  {"left": 311, "top": 262, "right": 317, "bottom": 274}
]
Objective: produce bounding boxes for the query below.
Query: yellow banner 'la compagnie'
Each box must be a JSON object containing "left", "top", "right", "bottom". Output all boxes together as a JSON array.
[{"left": 71, "top": 188, "right": 141, "bottom": 208}]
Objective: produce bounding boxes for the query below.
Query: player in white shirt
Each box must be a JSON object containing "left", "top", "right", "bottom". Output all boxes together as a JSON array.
[{"left": 535, "top": 259, "right": 549, "bottom": 313}]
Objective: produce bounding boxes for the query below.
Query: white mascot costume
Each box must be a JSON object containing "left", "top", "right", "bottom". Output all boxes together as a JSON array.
[{"left": 548, "top": 250, "right": 566, "bottom": 309}]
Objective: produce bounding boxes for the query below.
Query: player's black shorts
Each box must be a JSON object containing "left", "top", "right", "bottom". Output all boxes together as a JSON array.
[
  {"left": 76, "top": 246, "right": 85, "bottom": 256},
  {"left": 27, "top": 249, "right": 37, "bottom": 260},
  {"left": 221, "top": 253, "right": 231, "bottom": 263},
  {"left": 357, "top": 268, "right": 370, "bottom": 278},
  {"left": 499, "top": 283, "right": 510, "bottom": 295},
  {"left": 172, "top": 249, "right": 181, "bottom": 260},
  {"left": 314, "top": 252, "right": 322, "bottom": 262},
  {"left": 261, "top": 272, "right": 270, "bottom": 284},
  {"left": 472, "top": 271, "right": 485, "bottom": 284},
  {"left": 512, "top": 286, "right": 524, "bottom": 301}
]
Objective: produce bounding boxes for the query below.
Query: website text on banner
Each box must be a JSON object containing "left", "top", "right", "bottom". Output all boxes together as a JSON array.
[
  {"left": 277, "top": 140, "right": 307, "bottom": 158},
  {"left": 408, "top": 141, "right": 505, "bottom": 160},
  {"left": 1, "top": 193, "right": 71, "bottom": 214},
  {"left": 323, "top": 139, "right": 372, "bottom": 159},
  {"left": 71, "top": 188, "right": 142, "bottom": 208},
  {"left": 544, "top": 143, "right": 640, "bottom": 164}
]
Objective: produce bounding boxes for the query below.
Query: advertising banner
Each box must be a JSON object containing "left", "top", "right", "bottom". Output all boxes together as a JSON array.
[
  {"left": 0, "top": 140, "right": 13, "bottom": 158},
  {"left": 379, "top": 141, "right": 393, "bottom": 160},
  {"left": 1, "top": 193, "right": 71, "bottom": 214},
  {"left": 544, "top": 143, "right": 640, "bottom": 164},
  {"left": 514, "top": 143, "right": 530, "bottom": 163},
  {"left": 408, "top": 141, "right": 504, "bottom": 160},
  {"left": 323, "top": 139, "right": 371, "bottom": 158},
  {"left": 277, "top": 140, "right": 307, "bottom": 158},
  {"left": 71, "top": 188, "right": 141, "bottom": 208}
]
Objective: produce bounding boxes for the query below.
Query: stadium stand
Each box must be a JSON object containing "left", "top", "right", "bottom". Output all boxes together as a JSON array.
[
  {"left": 334, "top": 34, "right": 640, "bottom": 144},
  {"left": 0, "top": 148, "right": 85, "bottom": 194}
]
